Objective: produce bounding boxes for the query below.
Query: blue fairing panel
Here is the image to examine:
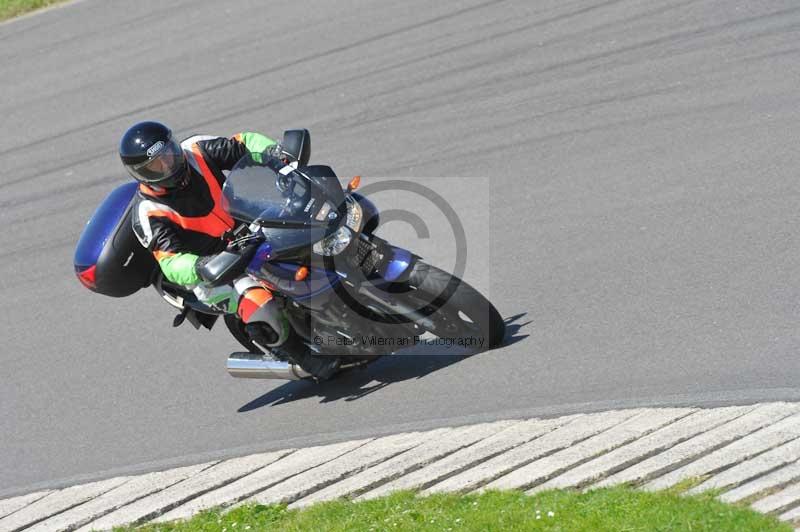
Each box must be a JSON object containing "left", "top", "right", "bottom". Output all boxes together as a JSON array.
[
  {"left": 380, "top": 246, "right": 413, "bottom": 282},
  {"left": 259, "top": 261, "right": 340, "bottom": 301}
]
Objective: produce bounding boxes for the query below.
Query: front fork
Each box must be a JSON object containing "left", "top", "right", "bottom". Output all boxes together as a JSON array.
[{"left": 346, "top": 236, "right": 436, "bottom": 330}]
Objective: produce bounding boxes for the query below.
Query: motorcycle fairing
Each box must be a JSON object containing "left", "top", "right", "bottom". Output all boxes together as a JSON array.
[{"left": 379, "top": 246, "right": 414, "bottom": 282}]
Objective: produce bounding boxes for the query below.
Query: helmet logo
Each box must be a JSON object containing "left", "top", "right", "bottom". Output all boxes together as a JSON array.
[{"left": 146, "top": 140, "right": 165, "bottom": 157}]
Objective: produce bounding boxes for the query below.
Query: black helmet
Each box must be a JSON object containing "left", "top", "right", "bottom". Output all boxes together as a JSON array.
[{"left": 119, "top": 121, "right": 188, "bottom": 190}]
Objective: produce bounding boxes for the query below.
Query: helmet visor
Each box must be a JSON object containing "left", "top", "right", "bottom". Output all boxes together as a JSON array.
[{"left": 125, "top": 139, "right": 185, "bottom": 186}]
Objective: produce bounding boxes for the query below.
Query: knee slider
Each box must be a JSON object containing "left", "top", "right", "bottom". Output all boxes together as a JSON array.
[{"left": 237, "top": 287, "right": 273, "bottom": 323}]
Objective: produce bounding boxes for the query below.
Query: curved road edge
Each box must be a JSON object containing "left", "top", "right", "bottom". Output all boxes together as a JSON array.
[
  {"left": 4, "top": 401, "right": 800, "bottom": 530},
  {"left": 6, "top": 386, "right": 800, "bottom": 501}
]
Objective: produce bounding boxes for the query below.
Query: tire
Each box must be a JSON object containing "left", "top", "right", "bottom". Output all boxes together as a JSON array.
[{"left": 406, "top": 261, "right": 505, "bottom": 348}]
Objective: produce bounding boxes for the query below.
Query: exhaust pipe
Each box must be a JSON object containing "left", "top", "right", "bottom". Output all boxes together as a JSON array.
[{"left": 226, "top": 352, "right": 312, "bottom": 380}]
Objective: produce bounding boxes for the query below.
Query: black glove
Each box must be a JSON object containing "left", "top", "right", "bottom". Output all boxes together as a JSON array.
[
  {"left": 225, "top": 235, "right": 263, "bottom": 255},
  {"left": 266, "top": 142, "right": 287, "bottom": 162}
]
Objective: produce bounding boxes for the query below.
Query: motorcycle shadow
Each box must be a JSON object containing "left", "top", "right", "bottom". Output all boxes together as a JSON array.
[{"left": 238, "top": 313, "right": 529, "bottom": 412}]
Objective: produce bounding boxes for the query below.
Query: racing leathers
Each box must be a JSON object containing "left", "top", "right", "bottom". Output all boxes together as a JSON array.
[{"left": 131, "top": 132, "right": 337, "bottom": 378}]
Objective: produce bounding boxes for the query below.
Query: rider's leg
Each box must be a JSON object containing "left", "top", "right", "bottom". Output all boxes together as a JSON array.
[
  {"left": 192, "top": 280, "right": 284, "bottom": 355},
  {"left": 233, "top": 277, "right": 340, "bottom": 379},
  {"left": 234, "top": 277, "right": 289, "bottom": 350}
]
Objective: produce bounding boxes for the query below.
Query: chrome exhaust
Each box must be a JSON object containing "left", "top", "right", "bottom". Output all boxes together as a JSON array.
[{"left": 226, "top": 352, "right": 312, "bottom": 380}]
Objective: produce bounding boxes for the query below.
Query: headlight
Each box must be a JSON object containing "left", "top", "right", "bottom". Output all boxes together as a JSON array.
[
  {"left": 313, "top": 226, "right": 352, "bottom": 256},
  {"left": 346, "top": 198, "right": 363, "bottom": 231}
]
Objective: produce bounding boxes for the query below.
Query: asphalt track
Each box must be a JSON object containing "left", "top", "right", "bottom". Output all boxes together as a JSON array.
[{"left": 2, "top": 0, "right": 800, "bottom": 497}]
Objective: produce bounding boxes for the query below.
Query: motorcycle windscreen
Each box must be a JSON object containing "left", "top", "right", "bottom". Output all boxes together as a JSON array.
[{"left": 223, "top": 154, "right": 341, "bottom": 253}]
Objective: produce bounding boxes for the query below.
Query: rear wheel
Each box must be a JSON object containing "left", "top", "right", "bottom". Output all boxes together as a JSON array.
[{"left": 405, "top": 261, "right": 505, "bottom": 349}]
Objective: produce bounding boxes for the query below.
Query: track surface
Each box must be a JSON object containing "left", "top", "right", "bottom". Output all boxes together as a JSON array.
[{"left": 2, "top": 0, "right": 800, "bottom": 495}]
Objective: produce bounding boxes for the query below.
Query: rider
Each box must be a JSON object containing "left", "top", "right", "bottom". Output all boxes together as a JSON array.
[{"left": 119, "top": 120, "right": 339, "bottom": 379}]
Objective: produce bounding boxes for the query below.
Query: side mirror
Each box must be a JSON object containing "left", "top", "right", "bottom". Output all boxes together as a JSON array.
[{"left": 281, "top": 129, "right": 311, "bottom": 167}]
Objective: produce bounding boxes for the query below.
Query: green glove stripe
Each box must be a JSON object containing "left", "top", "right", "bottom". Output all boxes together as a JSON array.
[{"left": 238, "top": 132, "right": 277, "bottom": 154}]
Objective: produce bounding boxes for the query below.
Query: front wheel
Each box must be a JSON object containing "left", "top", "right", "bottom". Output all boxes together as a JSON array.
[{"left": 405, "top": 261, "right": 505, "bottom": 349}]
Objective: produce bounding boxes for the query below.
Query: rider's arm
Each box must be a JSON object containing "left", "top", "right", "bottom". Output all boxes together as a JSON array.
[
  {"left": 147, "top": 219, "right": 205, "bottom": 286},
  {"left": 132, "top": 212, "right": 207, "bottom": 286},
  {"left": 198, "top": 132, "right": 278, "bottom": 171},
  {"left": 155, "top": 251, "right": 202, "bottom": 286}
]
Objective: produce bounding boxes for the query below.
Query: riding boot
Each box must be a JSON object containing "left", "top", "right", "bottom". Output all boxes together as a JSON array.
[
  {"left": 243, "top": 322, "right": 287, "bottom": 361},
  {"left": 294, "top": 351, "right": 340, "bottom": 381},
  {"left": 236, "top": 283, "right": 340, "bottom": 379},
  {"left": 273, "top": 329, "right": 340, "bottom": 380}
]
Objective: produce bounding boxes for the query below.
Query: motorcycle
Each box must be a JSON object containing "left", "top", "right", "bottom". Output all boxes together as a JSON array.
[{"left": 74, "top": 129, "right": 505, "bottom": 380}]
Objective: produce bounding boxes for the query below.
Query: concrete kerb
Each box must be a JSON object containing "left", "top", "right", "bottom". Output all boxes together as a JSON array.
[{"left": 4, "top": 403, "right": 800, "bottom": 530}]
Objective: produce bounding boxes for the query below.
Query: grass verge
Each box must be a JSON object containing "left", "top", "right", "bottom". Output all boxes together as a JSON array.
[
  {"left": 0, "top": 0, "right": 65, "bottom": 22},
  {"left": 118, "top": 487, "right": 791, "bottom": 531}
]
